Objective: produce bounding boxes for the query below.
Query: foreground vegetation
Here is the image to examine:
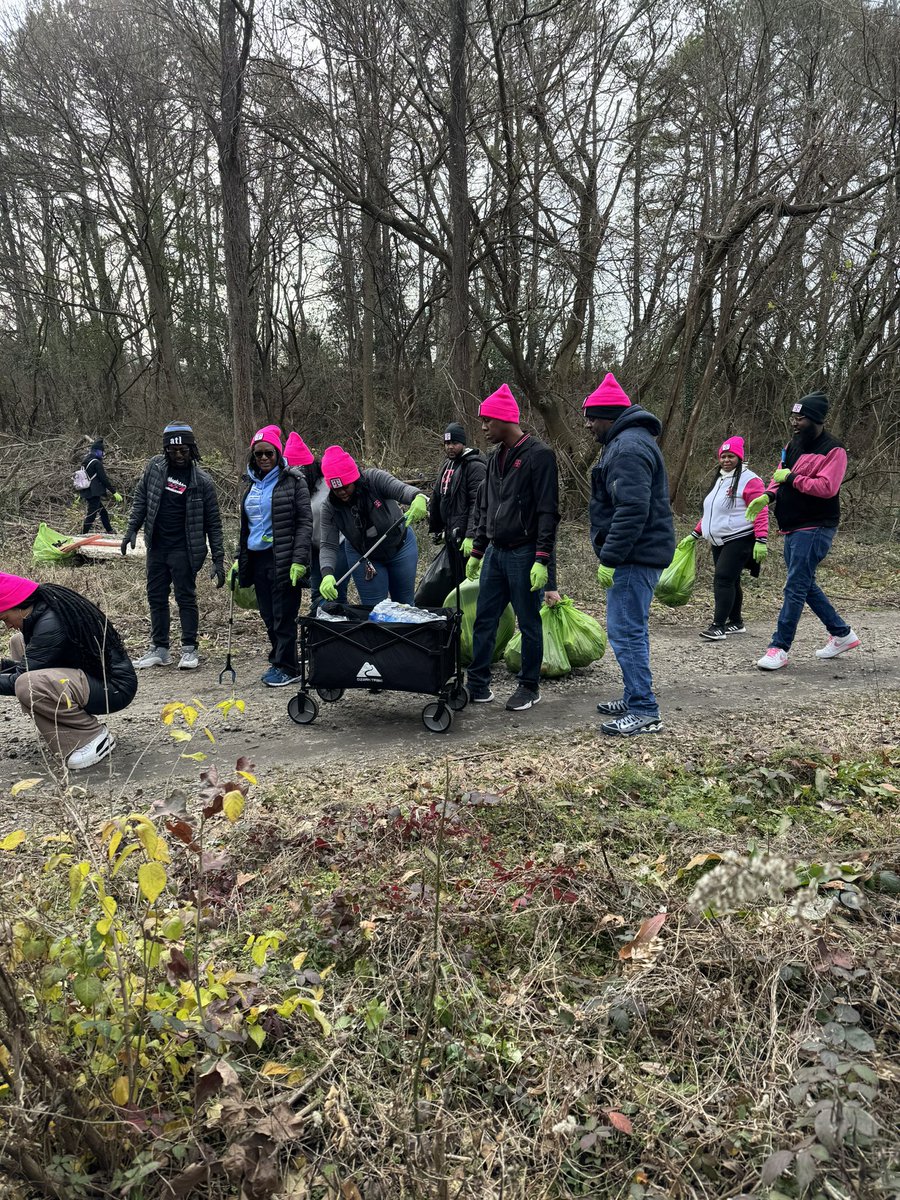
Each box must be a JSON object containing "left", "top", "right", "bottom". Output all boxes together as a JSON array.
[{"left": 1, "top": 722, "right": 898, "bottom": 1199}]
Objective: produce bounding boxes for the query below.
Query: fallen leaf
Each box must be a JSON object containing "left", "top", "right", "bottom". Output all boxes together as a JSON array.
[
  {"left": 605, "top": 1109, "right": 633, "bottom": 1134},
  {"left": 618, "top": 912, "right": 667, "bottom": 960}
]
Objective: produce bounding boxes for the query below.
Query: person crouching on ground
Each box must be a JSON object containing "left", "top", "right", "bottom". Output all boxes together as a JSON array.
[
  {"left": 688, "top": 436, "right": 768, "bottom": 640},
  {"left": 746, "top": 391, "right": 859, "bottom": 670},
  {"left": 0, "top": 573, "right": 136, "bottom": 770},
  {"left": 465, "top": 384, "right": 560, "bottom": 712},
  {"left": 123, "top": 422, "right": 226, "bottom": 671},
  {"left": 586, "top": 373, "right": 675, "bottom": 736},
  {"left": 318, "top": 447, "right": 428, "bottom": 606},
  {"left": 237, "top": 426, "right": 313, "bottom": 687}
]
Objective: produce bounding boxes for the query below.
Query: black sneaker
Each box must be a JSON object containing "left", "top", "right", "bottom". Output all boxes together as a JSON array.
[
  {"left": 600, "top": 712, "right": 664, "bottom": 736},
  {"left": 699, "top": 624, "right": 726, "bottom": 641},
  {"left": 724, "top": 622, "right": 747, "bottom": 635},
  {"left": 596, "top": 698, "right": 628, "bottom": 715},
  {"left": 506, "top": 685, "right": 540, "bottom": 711},
  {"left": 469, "top": 687, "right": 494, "bottom": 703}
]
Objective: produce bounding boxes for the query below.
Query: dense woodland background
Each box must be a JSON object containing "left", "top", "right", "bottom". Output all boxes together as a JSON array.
[{"left": 0, "top": 0, "right": 899, "bottom": 518}]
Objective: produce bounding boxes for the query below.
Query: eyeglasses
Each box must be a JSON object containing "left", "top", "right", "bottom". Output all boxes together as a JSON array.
[{"left": 253, "top": 449, "right": 276, "bottom": 459}]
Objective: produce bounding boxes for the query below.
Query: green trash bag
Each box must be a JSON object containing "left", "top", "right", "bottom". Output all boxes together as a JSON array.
[
  {"left": 504, "top": 602, "right": 572, "bottom": 678},
  {"left": 551, "top": 595, "right": 607, "bottom": 667},
  {"left": 227, "top": 562, "right": 258, "bottom": 611},
  {"left": 32, "top": 523, "right": 76, "bottom": 564},
  {"left": 443, "top": 577, "right": 514, "bottom": 667},
  {"left": 654, "top": 538, "right": 697, "bottom": 607}
]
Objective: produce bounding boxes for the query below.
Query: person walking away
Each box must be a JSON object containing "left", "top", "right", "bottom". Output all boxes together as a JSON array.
[
  {"left": 318, "top": 447, "right": 428, "bottom": 606},
  {"left": 428, "top": 421, "right": 487, "bottom": 586},
  {"left": 465, "top": 384, "right": 559, "bottom": 712},
  {"left": 745, "top": 391, "right": 859, "bottom": 670},
  {"left": 0, "top": 573, "right": 137, "bottom": 769},
  {"left": 586, "top": 373, "right": 675, "bottom": 736},
  {"left": 284, "top": 432, "right": 349, "bottom": 610},
  {"left": 237, "top": 426, "right": 313, "bottom": 686},
  {"left": 79, "top": 438, "right": 122, "bottom": 534},
  {"left": 688, "top": 436, "right": 768, "bottom": 640},
  {"left": 122, "top": 422, "right": 226, "bottom": 671}
]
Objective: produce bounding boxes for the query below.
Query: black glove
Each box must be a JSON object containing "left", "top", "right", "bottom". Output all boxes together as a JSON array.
[
  {"left": 120, "top": 533, "right": 136, "bottom": 556},
  {"left": 430, "top": 532, "right": 444, "bottom": 546},
  {"left": 212, "top": 561, "right": 226, "bottom": 589}
]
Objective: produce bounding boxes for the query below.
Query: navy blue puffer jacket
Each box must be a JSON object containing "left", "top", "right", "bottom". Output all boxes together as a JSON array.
[{"left": 589, "top": 406, "right": 676, "bottom": 568}]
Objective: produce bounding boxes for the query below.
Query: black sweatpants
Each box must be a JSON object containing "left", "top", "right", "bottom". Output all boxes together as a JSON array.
[
  {"left": 249, "top": 549, "right": 301, "bottom": 674},
  {"left": 711, "top": 534, "right": 755, "bottom": 628},
  {"left": 82, "top": 495, "right": 113, "bottom": 534},
  {"left": 146, "top": 546, "right": 199, "bottom": 649}
]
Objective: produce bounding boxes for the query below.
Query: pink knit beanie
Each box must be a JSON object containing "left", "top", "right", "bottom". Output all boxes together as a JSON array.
[
  {"left": 479, "top": 384, "right": 521, "bottom": 423},
  {"left": 250, "top": 424, "right": 283, "bottom": 455},
  {"left": 582, "top": 373, "right": 632, "bottom": 414},
  {"left": 718, "top": 436, "right": 745, "bottom": 460},
  {"left": 0, "top": 572, "right": 39, "bottom": 613},
  {"left": 284, "top": 432, "right": 315, "bottom": 467},
  {"left": 321, "top": 445, "right": 360, "bottom": 489}
]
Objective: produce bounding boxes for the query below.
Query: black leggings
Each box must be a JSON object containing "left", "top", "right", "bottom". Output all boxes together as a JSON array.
[
  {"left": 82, "top": 495, "right": 113, "bottom": 534},
  {"left": 711, "top": 534, "right": 754, "bottom": 627}
]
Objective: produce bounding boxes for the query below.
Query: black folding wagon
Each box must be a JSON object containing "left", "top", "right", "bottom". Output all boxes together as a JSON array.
[{"left": 287, "top": 603, "right": 468, "bottom": 733}]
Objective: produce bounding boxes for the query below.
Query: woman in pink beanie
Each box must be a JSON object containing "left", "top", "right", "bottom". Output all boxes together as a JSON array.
[
  {"left": 236, "top": 426, "right": 313, "bottom": 686},
  {"left": 0, "top": 573, "right": 136, "bottom": 769},
  {"left": 283, "top": 435, "right": 350, "bottom": 609},
  {"left": 318, "top": 447, "right": 428, "bottom": 606},
  {"left": 687, "top": 436, "right": 768, "bottom": 640}
]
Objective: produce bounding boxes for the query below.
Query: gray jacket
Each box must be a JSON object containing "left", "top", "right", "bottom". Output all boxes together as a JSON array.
[
  {"left": 126, "top": 456, "right": 225, "bottom": 573},
  {"left": 319, "top": 468, "right": 421, "bottom": 574}
]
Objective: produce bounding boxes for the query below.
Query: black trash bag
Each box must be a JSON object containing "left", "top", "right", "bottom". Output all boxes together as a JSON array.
[{"left": 414, "top": 544, "right": 459, "bottom": 608}]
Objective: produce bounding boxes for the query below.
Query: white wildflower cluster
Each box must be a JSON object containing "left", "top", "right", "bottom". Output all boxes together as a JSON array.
[{"left": 687, "top": 851, "right": 797, "bottom": 916}]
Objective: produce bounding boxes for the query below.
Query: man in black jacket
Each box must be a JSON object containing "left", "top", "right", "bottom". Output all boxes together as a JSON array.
[
  {"left": 586, "top": 374, "right": 675, "bottom": 736},
  {"left": 122, "top": 422, "right": 225, "bottom": 671},
  {"left": 466, "top": 385, "right": 559, "bottom": 711},
  {"left": 0, "top": 573, "right": 136, "bottom": 770},
  {"left": 427, "top": 422, "right": 487, "bottom": 590},
  {"left": 79, "top": 438, "right": 122, "bottom": 534}
]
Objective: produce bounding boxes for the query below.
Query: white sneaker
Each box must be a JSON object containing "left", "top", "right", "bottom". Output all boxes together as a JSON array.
[
  {"left": 66, "top": 726, "right": 116, "bottom": 770},
  {"left": 815, "top": 630, "right": 860, "bottom": 659},
  {"left": 757, "top": 647, "right": 789, "bottom": 670},
  {"left": 134, "top": 646, "right": 172, "bottom": 669},
  {"left": 177, "top": 646, "right": 199, "bottom": 670}
]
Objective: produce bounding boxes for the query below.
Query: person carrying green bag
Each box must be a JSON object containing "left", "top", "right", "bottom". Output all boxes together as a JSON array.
[{"left": 584, "top": 373, "right": 675, "bottom": 737}]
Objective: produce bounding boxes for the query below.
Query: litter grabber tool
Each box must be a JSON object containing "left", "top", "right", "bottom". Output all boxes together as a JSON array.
[
  {"left": 219, "top": 569, "right": 237, "bottom": 686},
  {"left": 333, "top": 513, "right": 408, "bottom": 590}
]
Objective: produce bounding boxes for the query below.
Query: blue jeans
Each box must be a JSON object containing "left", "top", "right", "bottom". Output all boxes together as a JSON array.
[
  {"left": 606, "top": 564, "right": 662, "bottom": 716},
  {"left": 469, "top": 544, "right": 542, "bottom": 692},
  {"left": 351, "top": 528, "right": 418, "bottom": 606},
  {"left": 309, "top": 542, "right": 349, "bottom": 611},
  {"left": 772, "top": 527, "right": 850, "bottom": 650}
]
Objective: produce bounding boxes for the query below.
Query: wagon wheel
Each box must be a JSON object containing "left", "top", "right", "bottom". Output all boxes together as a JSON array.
[
  {"left": 422, "top": 701, "right": 452, "bottom": 733},
  {"left": 446, "top": 683, "right": 469, "bottom": 712},
  {"left": 287, "top": 692, "right": 319, "bottom": 725},
  {"left": 316, "top": 687, "right": 345, "bottom": 703}
]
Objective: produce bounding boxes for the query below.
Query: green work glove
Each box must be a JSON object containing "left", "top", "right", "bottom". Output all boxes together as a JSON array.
[
  {"left": 753, "top": 541, "right": 768, "bottom": 564},
  {"left": 460, "top": 537, "right": 474, "bottom": 558},
  {"left": 745, "top": 494, "right": 769, "bottom": 522},
  {"left": 113, "top": 491, "right": 123, "bottom": 502},
  {"left": 229, "top": 560, "right": 239, "bottom": 592},
  {"left": 405, "top": 494, "right": 428, "bottom": 526},
  {"left": 289, "top": 562, "right": 307, "bottom": 586},
  {"left": 466, "top": 555, "right": 483, "bottom": 582},
  {"left": 597, "top": 564, "right": 615, "bottom": 589},
  {"left": 319, "top": 574, "right": 338, "bottom": 601},
  {"left": 529, "top": 561, "right": 548, "bottom": 592},
  {"left": 773, "top": 468, "right": 791, "bottom": 484}
]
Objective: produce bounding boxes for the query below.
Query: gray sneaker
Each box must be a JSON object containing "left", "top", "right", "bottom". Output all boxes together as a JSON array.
[
  {"left": 177, "top": 646, "right": 199, "bottom": 670},
  {"left": 600, "top": 712, "right": 664, "bottom": 736},
  {"left": 134, "top": 646, "right": 172, "bottom": 669}
]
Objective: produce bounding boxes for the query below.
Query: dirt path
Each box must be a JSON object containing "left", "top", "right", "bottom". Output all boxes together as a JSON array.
[{"left": 1, "top": 606, "right": 896, "bottom": 795}]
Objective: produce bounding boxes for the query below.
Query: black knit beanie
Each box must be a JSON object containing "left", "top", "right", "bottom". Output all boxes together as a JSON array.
[
  {"left": 444, "top": 422, "right": 466, "bottom": 445},
  {"left": 794, "top": 392, "right": 828, "bottom": 424}
]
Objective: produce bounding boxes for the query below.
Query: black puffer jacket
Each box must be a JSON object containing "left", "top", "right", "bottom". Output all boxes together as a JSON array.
[
  {"left": 237, "top": 467, "right": 314, "bottom": 587},
  {"left": 0, "top": 599, "right": 136, "bottom": 714},
  {"left": 428, "top": 448, "right": 487, "bottom": 542},
  {"left": 125, "top": 456, "right": 225, "bottom": 573}
]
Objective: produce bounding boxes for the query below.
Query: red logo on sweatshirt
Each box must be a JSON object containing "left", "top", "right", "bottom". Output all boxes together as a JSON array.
[
  {"left": 374, "top": 499, "right": 382, "bottom": 508},
  {"left": 513, "top": 459, "right": 522, "bottom": 469}
]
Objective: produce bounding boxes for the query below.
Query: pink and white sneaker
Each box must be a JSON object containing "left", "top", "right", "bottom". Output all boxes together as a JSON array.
[
  {"left": 757, "top": 647, "right": 789, "bottom": 671},
  {"left": 815, "top": 629, "right": 860, "bottom": 659}
]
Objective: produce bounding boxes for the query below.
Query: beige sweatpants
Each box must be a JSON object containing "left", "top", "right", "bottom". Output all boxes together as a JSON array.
[{"left": 8, "top": 633, "right": 103, "bottom": 759}]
